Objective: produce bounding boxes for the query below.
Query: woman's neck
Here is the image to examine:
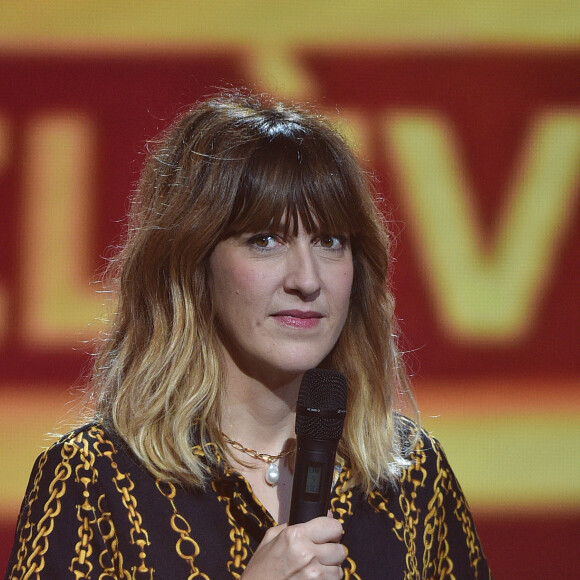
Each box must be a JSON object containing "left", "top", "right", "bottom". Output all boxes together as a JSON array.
[
  {"left": 221, "top": 370, "right": 299, "bottom": 454},
  {"left": 220, "top": 368, "right": 301, "bottom": 524}
]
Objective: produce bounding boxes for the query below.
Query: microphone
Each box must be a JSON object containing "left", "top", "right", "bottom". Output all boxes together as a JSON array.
[{"left": 289, "top": 369, "right": 348, "bottom": 525}]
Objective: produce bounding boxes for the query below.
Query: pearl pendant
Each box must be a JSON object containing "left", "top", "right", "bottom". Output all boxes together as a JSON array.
[{"left": 265, "top": 463, "right": 280, "bottom": 486}]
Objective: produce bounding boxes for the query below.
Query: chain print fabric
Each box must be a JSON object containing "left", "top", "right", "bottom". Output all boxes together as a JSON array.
[{"left": 5, "top": 419, "right": 491, "bottom": 579}]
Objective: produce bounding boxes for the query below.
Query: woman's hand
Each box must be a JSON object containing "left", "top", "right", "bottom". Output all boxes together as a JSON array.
[{"left": 242, "top": 515, "right": 346, "bottom": 579}]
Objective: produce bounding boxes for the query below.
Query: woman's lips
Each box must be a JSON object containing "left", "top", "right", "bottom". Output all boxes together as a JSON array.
[{"left": 271, "top": 310, "right": 323, "bottom": 329}]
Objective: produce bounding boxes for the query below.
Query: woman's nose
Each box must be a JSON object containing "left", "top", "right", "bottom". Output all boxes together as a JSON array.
[{"left": 283, "top": 244, "right": 321, "bottom": 299}]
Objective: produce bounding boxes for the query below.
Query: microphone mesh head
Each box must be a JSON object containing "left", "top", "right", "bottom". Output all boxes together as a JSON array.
[{"left": 295, "top": 369, "right": 347, "bottom": 441}]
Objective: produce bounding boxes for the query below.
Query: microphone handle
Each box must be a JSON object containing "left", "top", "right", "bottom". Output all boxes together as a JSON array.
[{"left": 288, "top": 437, "right": 338, "bottom": 525}]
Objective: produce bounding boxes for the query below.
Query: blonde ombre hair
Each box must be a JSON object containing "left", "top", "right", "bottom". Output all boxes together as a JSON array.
[{"left": 91, "top": 90, "right": 418, "bottom": 493}]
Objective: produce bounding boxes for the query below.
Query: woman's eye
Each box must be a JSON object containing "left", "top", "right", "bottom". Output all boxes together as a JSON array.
[
  {"left": 248, "top": 234, "right": 277, "bottom": 249},
  {"left": 318, "top": 235, "right": 346, "bottom": 249}
]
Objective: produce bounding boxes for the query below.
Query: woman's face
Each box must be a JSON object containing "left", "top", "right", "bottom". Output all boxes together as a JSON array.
[{"left": 209, "top": 221, "right": 354, "bottom": 384}]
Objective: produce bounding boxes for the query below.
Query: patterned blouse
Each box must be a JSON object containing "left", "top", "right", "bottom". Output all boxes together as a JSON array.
[{"left": 6, "top": 419, "right": 491, "bottom": 579}]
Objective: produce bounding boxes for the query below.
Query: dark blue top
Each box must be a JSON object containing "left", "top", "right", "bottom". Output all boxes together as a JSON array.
[{"left": 5, "top": 419, "right": 491, "bottom": 579}]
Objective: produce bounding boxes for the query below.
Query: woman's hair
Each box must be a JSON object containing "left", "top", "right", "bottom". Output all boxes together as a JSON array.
[{"left": 91, "top": 89, "right": 418, "bottom": 493}]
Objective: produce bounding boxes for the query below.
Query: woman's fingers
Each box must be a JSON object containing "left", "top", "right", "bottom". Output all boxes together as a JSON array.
[
  {"left": 243, "top": 517, "right": 346, "bottom": 579},
  {"left": 295, "top": 515, "right": 343, "bottom": 544},
  {"left": 314, "top": 540, "right": 348, "bottom": 567},
  {"left": 277, "top": 518, "right": 346, "bottom": 571}
]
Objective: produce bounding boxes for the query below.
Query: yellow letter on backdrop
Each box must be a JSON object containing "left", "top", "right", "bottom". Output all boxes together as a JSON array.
[
  {"left": 21, "top": 114, "right": 105, "bottom": 346},
  {"left": 384, "top": 111, "right": 580, "bottom": 341}
]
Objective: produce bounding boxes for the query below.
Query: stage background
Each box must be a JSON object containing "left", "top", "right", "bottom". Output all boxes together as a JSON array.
[{"left": 1, "top": 2, "right": 579, "bottom": 578}]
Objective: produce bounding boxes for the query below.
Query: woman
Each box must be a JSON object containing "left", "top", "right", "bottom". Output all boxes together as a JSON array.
[{"left": 6, "top": 91, "right": 491, "bottom": 579}]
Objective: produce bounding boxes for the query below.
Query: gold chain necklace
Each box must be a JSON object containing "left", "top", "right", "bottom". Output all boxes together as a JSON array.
[{"left": 222, "top": 433, "right": 293, "bottom": 486}]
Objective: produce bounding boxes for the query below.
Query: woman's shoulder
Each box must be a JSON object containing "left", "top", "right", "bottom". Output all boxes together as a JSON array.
[
  {"left": 33, "top": 421, "right": 131, "bottom": 474},
  {"left": 388, "top": 415, "right": 468, "bottom": 514},
  {"left": 44, "top": 421, "right": 116, "bottom": 449},
  {"left": 394, "top": 414, "right": 451, "bottom": 472}
]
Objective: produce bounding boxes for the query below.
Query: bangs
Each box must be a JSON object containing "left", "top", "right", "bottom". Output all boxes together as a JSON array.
[{"left": 222, "top": 134, "right": 362, "bottom": 238}]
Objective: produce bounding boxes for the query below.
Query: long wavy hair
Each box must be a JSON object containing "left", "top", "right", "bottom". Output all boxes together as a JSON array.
[{"left": 91, "top": 90, "right": 417, "bottom": 493}]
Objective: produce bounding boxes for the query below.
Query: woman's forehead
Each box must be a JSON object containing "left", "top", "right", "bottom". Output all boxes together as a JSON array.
[{"left": 225, "top": 202, "right": 354, "bottom": 237}]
